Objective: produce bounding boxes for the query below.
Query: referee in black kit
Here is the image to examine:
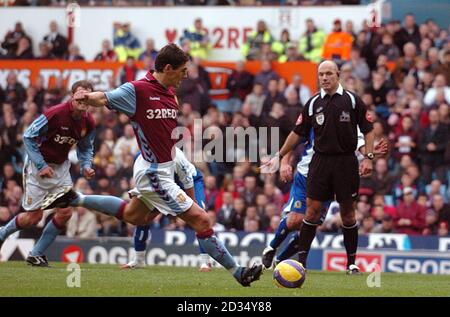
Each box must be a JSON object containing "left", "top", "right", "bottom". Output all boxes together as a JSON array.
[{"left": 262, "top": 60, "right": 374, "bottom": 274}]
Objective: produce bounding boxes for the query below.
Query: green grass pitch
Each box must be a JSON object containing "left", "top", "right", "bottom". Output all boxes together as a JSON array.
[{"left": 1, "top": 261, "right": 449, "bottom": 297}]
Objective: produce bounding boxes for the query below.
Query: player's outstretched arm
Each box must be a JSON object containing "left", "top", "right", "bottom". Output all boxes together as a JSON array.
[
  {"left": 77, "top": 83, "right": 136, "bottom": 117},
  {"left": 74, "top": 90, "right": 108, "bottom": 108}
]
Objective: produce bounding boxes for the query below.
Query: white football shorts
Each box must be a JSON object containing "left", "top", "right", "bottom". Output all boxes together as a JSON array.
[
  {"left": 22, "top": 159, "right": 73, "bottom": 211},
  {"left": 128, "top": 155, "right": 193, "bottom": 216}
]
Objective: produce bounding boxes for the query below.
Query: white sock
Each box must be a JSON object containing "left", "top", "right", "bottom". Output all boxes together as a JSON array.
[
  {"left": 200, "top": 253, "right": 210, "bottom": 265},
  {"left": 135, "top": 251, "right": 146, "bottom": 264}
]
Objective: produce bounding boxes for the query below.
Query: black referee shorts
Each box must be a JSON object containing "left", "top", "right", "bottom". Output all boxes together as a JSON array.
[{"left": 307, "top": 153, "right": 359, "bottom": 203}]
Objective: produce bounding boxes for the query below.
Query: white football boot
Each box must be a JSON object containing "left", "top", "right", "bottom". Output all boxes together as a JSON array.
[
  {"left": 346, "top": 264, "right": 362, "bottom": 275},
  {"left": 121, "top": 251, "right": 145, "bottom": 269}
]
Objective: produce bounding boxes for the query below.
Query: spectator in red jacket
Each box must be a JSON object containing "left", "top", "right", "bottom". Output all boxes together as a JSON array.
[
  {"left": 394, "top": 186, "right": 426, "bottom": 235},
  {"left": 117, "top": 56, "right": 138, "bottom": 85},
  {"left": 94, "top": 39, "right": 117, "bottom": 61}
]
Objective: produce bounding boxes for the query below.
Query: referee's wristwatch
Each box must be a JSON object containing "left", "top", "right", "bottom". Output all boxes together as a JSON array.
[{"left": 365, "top": 152, "right": 374, "bottom": 160}]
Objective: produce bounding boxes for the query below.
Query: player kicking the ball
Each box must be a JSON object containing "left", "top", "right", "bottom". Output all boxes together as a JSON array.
[
  {"left": 0, "top": 80, "right": 96, "bottom": 266},
  {"left": 69, "top": 44, "right": 262, "bottom": 286},
  {"left": 122, "top": 147, "right": 213, "bottom": 272}
]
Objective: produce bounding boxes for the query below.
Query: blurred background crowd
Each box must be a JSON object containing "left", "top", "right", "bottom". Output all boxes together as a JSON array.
[
  {"left": 0, "top": 7, "right": 449, "bottom": 239},
  {"left": 1, "top": 1, "right": 360, "bottom": 7}
]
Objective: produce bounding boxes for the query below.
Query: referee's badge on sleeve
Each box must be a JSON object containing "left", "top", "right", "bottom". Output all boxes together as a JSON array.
[
  {"left": 316, "top": 112, "right": 324, "bottom": 125},
  {"left": 296, "top": 114, "right": 303, "bottom": 125}
]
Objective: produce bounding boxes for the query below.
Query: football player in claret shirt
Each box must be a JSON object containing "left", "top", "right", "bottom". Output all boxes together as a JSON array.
[
  {"left": 0, "top": 80, "right": 96, "bottom": 266},
  {"left": 68, "top": 44, "right": 262, "bottom": 286}
]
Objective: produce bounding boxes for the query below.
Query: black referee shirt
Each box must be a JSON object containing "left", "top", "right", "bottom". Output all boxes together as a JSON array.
[{"left": 294, "top": 84, "right": 373, "bottom": 155}]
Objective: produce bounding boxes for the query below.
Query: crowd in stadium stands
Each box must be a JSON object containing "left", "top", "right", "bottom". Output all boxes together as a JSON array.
[
  {"left": 4, "top": 1, "right": 353, "bottom": 7},
  {"left": 0, "top": 12, "right": 449, "bottom": 239}
]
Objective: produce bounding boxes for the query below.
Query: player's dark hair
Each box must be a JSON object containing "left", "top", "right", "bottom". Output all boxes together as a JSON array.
[
  {"left": 154, "top": 43, "right": 189, "bottom": 72},
  {"left": 71, "top": 80, "right": 94, "bottom": 94}
]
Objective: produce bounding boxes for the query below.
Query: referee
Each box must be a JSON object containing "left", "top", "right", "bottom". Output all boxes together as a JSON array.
[{"left": 262, "top": 60, "right": 374, "bottom": 274}]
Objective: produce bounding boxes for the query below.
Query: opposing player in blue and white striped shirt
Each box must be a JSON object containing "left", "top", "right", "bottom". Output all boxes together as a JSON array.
[{"left": 122, "top": 147, "right": 213, "bottom": 271}]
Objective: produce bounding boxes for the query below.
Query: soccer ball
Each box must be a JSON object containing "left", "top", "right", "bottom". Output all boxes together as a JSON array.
[{"left": 273, "top": 259, "right": 306, "bottom": 288}]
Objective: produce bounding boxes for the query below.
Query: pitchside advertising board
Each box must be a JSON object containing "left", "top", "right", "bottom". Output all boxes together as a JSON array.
[
  {"left": 2, "top": 230, "right": 450, "bottom": 275},
  {"left": 0, "top": 60, "right": 319, "bottom": 98}
]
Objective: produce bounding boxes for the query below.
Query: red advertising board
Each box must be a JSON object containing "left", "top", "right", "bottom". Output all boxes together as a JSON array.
[
  {"left": 62, "top": 245, "right": 84, "bottom": 263},
  {"left": 0, "top": 60, "right": 318, "bottom": 99},
  {"left": 324, "top": 251, "right": 383, "bottom": 272}
]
